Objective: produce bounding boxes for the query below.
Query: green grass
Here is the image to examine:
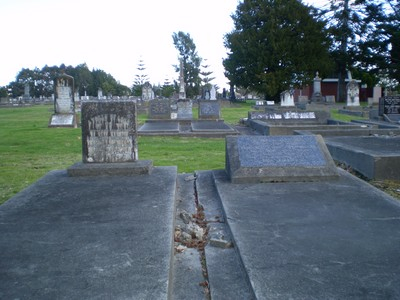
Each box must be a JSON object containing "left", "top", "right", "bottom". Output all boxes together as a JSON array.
[
  {"left": 0, "top": 100, "right": 368, "bottom": 204},
  {"left": 330, "top": 109, "right": 368, "bottom": 122}
]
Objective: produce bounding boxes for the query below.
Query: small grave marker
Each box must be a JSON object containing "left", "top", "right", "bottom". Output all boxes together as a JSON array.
[{"left": 226, "top": 135, "right": 338, "bottom": 183}]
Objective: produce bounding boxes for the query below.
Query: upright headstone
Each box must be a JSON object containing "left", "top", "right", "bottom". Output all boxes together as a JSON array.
[
  {"left": 346, "top": 80, "right": 360, "bottom": 107},
  {"left": 280, "top": 90, "right": 294, "bottom": 107},
  {"left": 80, "top": 100, "right": 138, "bottom": 163},
  {"left": 142, "top": 82, "right": 154, "bottom": 101},
  {"left": 177, "top": 59, "right": 192, "bottom": 118},
  {"left": 225, "top": 135, "right": 338, "bottom": 183},
  {"left": 149, "top": 100, "right": 171, "bottom": 119},
  {"left": 68, "top": 100, "right": 152, "bottom": 176},
  {"left": 372, "top": 86, "right": 382, "bottom": 104},
  {"left": 177, "top": 100, "right": 193, "bottom": 119},
  {"left": 210, "top": 86, "right": 217, "bottom": 100},
  {"left": 49, "top": 72, "right": 76, "bottom": 127},
  {"left": 311, "top": 72, "right": 323, "bottom": 102},
  {"left": 198, "top": 100, "right": 221, "bottom": 119},
  {"left": 23, "top": 83, "right": 30, "bottom": 101},
  {"left": 379, "top": 96, "right": 400, "bottom": 122},
  {"left": 98, "top": 88, "right": 103, "bottom": 100}
]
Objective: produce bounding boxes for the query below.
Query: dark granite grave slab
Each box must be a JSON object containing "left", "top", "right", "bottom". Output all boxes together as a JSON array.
[
  {"left": 226, "top": 135, "right": 338, "bottom": 183},
  {"left": 198, "top": 100, "right": 221, "bottom": 119},
  {"left": 81, "top": 100, "right": 137, "bottom": 163},
  {"left": 325, "top": 135, "right": 400, "bottom": 180}
]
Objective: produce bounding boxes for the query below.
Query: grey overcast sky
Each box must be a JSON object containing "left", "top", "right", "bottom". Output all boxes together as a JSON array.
[{"left": 0, "top": 0, "right": 329, "bottom": 90}]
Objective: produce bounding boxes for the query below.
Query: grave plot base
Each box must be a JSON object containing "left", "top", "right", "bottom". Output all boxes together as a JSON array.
[{"left": 67, "top": 160, "right": 153, "bottom": 177}]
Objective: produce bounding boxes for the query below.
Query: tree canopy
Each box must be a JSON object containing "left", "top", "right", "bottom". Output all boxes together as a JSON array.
[
  {"left": 223, "top": 0, "right": 333, "bottom": 100},
  {"left": 6, "top": 63, "right": 130, "bottom": 98}
]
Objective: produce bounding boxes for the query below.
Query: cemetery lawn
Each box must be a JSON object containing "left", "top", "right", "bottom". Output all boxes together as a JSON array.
[{"left": 1, "top": 102, "right": 398, "bottom": 205}]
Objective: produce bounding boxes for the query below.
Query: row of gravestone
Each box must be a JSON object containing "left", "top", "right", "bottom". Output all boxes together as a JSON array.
[
  {"left": 68, "top": 100, "right": 339, "bottom": 184},
  {"left": 149, "top": 99, "right": 221, "bottom": 120}
]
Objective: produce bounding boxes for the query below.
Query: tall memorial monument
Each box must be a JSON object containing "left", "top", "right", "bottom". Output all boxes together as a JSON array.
[
  {"left": 177, "top": 60, "right": 193, "bottom": 119},
  {"left": 49, "top": 72, "right": 76, "bottom": 127}
]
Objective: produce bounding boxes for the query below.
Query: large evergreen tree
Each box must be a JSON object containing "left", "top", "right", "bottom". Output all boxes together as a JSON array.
[
  {"left": 223, "top": 0, "right": 333, "bottom": 100},
  {"left": 172, "top": 31, "right": 202, "bottom": 99}
]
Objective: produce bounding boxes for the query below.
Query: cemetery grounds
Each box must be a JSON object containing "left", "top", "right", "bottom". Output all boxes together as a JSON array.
[{"left": 0, "top": 102, "right": 399, "bottom": 205}]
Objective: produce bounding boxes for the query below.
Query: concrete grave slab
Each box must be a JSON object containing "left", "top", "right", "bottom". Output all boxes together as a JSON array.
[
  {"left": 138, "top": 121, "right": 180, "bottom": 133},
  {"left": 226, "top": 135, "right": 338, "bottom": 183},
  {"left": 0, "top": 167, "right": 177, "bottom": 300},
  {"left": 325, "top": 135, "right": 400, "bottom": 180},
  {"left": 213, "top": 168, "right": 400, "bottom": 299}
]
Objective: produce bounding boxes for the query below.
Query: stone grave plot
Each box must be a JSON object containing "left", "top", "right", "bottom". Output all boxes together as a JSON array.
[
  {"left": 247, "top": 110, "right": 368, "bottom": 135},
  {"left": 225, "top": 135, "right": 339, "bottom": 183},
  {"left": 49, "top": 72, "right": 76, "bottom": 127},
  {"left": 325, "top": 135, "right": 400, "bottom": 180},
  {"left": 68, "top": 100, "right": 152, "bottom": 176}
]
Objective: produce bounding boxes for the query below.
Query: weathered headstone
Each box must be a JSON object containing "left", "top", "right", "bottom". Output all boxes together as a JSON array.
[
  {"left": 226, "top": 135, "right": 338, "bottom": 183},
  {"left": 23, "top": 83, "right": 30, "bottom": 101},
  {"left": 198, "top": 100, "right": 221, "bottom": 119},
  {"left": 68, "top": 100, "right": 152, "bottom": 176},
  {"left": 325, "top": 95, "right": 335, "bottom": 103},
  {"left": 149, "top": 100, "right": 171, "bottom": 119},
  {"left": 346, "top": 80, "right": 360, "bottom": 107},
  {"left": 379, "top": 96, "right": 400, "bottom": 122},
  {"left": 177, "top": 100, "right": 193, "bottom": 119},
  {"left": 49, "top": 73, "right": 76, "bottom": 127},
  {"left": 81, "top": 101, "right": 137, "bottom": 163},
  {"left": 311, "top": 72, "right": 324, "bottom": 102},
  {"left": 142, "top": 82, "right": 154, "bottom": 101},
  {"left": 280, "top": 90, "right": 294, "bottom": 107},
  {"left": 210, "top": 85, "right": 217, "bottom": 100},
  {"left": 97, "top": 88, "right": 103, "bottom": 99}
]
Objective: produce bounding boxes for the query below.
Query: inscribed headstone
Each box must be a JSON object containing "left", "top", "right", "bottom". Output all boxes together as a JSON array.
[
  {"left": 149, "top": 100, "right": 171, "bottom": 119},
  {"left": 226, "top": 135, "right": 338, "bottom": 183},
  {"left": 210, "top": 86, "right": 217, "bottom": 100},
  {"left": 49, "top": 73, "right": 76, "bottom": 127},
  {"left": 280, "top": 90, "right": 294, "bottom": 107},
  {"left": 379, "top": 96, "right": 400, "bottom": 116},
  {"left": 54, "top": 73, "right": 75, "bottom": 113},
  {"left": 198, "top": 100, "right": 221, "bottom": 119},
  {"left": 346, "top": 80, "right": 360, "bottom": 107},
  {"left": 81, "top": 100, "right": 137, "bottom": 163},
  {"left": 177, "top": 100, "right": 192, "bottom": 119}
]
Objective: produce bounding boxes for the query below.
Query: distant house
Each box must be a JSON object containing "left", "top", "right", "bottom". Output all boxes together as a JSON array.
[{"left": 294, "top": 74, "right": 378, "bottom": 103}]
